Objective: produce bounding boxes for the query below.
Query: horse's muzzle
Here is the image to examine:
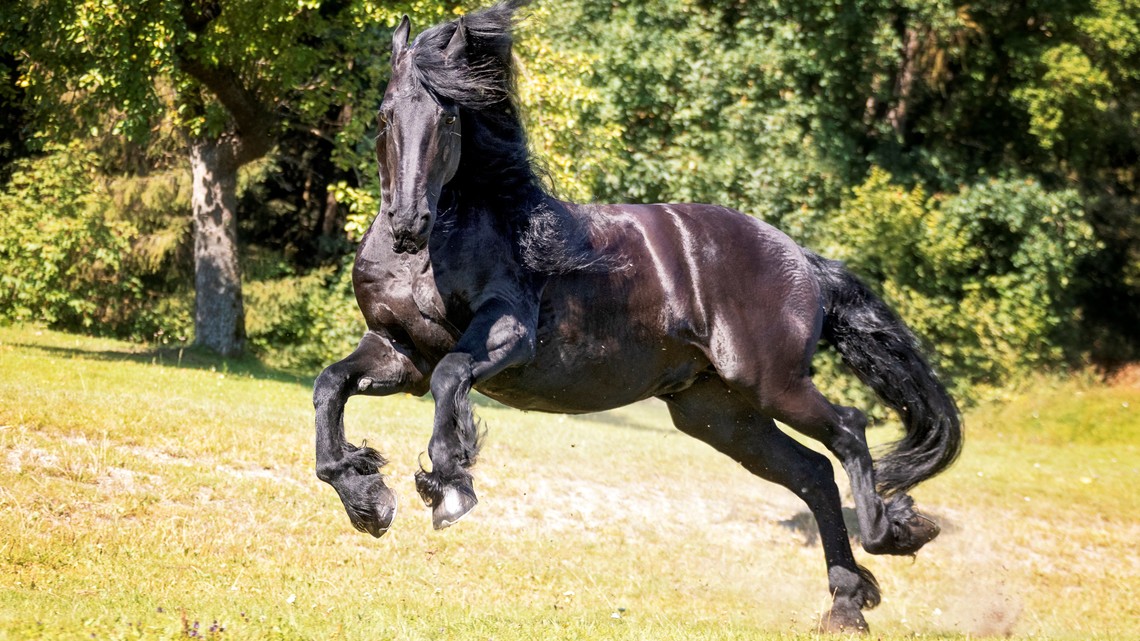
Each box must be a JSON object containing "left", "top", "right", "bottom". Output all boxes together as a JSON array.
[
  {"left": 392, "top": 235, "right": 425, "bottom": 254},
  {"left": 389, "top": 212, "right": 431, "bottom": 254}
]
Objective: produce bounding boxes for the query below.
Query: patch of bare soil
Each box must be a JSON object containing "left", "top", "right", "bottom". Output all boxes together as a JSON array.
[
  {"left": 477, "top": 467, "right": 810, "bottom": 547},
  {"left": 944, "top": 590, "right": 1022, "bottom": 638}
]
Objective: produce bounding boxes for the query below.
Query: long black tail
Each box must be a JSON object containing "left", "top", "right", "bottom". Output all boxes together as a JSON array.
[{"left": 806, "top": 251, "right": 963, "bottom": 497}]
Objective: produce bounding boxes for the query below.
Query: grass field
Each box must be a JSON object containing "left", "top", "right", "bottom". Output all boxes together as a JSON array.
[{"left": 1, "top": 325, "right": 1137, "bottom": 640}]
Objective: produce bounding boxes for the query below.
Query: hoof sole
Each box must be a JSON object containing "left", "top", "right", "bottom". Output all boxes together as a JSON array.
[
  {"left": 335, "top": 474, "right": 398, "bottom": 538},
  {"left": 432, "top": 485, "right": 478, "bottom": 530}
]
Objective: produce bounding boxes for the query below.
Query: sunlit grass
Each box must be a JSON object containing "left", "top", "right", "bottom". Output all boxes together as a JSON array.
[{"left": 1, "top": 325, "right": 1137, "bottom": 639}]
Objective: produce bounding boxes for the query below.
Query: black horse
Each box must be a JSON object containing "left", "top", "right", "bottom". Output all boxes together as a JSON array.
[{"left": 313, "top": 1, "right": 961, "bottom": 632}]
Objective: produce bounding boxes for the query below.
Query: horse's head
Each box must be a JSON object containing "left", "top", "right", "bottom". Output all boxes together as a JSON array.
[{"left": 377, "top": 16, "right": 468, "bottom": 254}]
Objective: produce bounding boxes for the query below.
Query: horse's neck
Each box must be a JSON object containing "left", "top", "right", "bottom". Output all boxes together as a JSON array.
[{"left": 442, "top": 188, "right": 521, "bottom": 235}]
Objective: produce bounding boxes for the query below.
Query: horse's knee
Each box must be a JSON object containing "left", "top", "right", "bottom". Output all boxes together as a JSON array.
[
  {"left": 313, "top": 363, "right": 351, "bottom": 407},
  {"left": 316, "top": 460, "right": 339, "bottom": 483},
  {"left": 835, "top": 405, "right": 868, "bottom": 432},
  {"left": 827, "top": 405, "right": 871, "bottom": 461},
  {"left": 487, "top": 313, "right": 537, "bottom": 361},
  {"left": 430, "top": 352, "right": 474, "bottom": 400}
]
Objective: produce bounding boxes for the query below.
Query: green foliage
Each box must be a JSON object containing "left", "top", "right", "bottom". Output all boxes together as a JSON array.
[
  {"left": 336, "top": 180, "right": 380, "bottom": 244},
  {"left": 539, "top": 0, "right": 847, "bottom": 223},
  {"left": 243, "top": 260, "right": 364, "bottom": 371},
  {"left": 515, "top": 2, "right": 626, "bottom": 202},
  {"left": 0, "top": 142, "right": 196, "bottom": 341},
  {"left": 1006, "top": 0, "right": 1140, "bottom": 172},
  {"left": 3, "top": 0, "right": 1137, "bottom": 382},
  {"left": 0, "top": 143, "right": 140, "bottom": 331},
  {"left": 820, "top": 169, "right": 1097, "bottom": 391},
  {"left": 107, "top": 167, "right": 193, "bottom": 280}
]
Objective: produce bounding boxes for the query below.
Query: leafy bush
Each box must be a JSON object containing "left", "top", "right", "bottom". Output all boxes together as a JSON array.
[
  {"left": 0, "top": 143, "right": 194, "bottom": 342},
  {"left": 817, "top": 168, "right": 1098, "bottom": 396},
  {"left": 0, "top": 143, "right": 139, "bottom": 331},
  {"left": 244, "top": 260, "right": 365, "bottom": 371},
  {"left": 0, "top": 143, "right": 359, "bottom": 367}
]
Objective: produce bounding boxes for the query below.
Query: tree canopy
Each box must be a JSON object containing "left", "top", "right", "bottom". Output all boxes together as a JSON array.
[
  {"left": 6, "top": 0, "right": 428, "bottom": 355},
  {"left": 1, "top": 0, "right": 1137, "bottom": 392}
]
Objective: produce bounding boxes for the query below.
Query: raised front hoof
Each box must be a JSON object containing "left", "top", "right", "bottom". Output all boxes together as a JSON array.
[
  {"left": 338, "top": 475, "right": 398, "bottom": 538},
  {"left": 414, "top": 470, "right": 478, "bottom": 530},
  {"left": 818, "top": 606, "right": 869, "bottom": 635},
  {"left": 898, "top": 511, "right": 941, "bottom": 552},
  {"left": 431, "top": 485, "right": 478, "bottom": 530},
  {"left": 864, "top": 494, "right": 942, "bottom": 556}
]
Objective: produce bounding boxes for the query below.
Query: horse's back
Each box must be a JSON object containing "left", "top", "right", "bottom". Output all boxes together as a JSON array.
[{"left": 476, "top": 201, "right": 823, "bottom": 413}]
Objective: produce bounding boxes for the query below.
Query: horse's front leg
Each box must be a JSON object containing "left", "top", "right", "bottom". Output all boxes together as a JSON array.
[
  {"left": 415, "top": 300, "right": 537, "bottom": 529},
  {"left": 314, "top": 330, "right": 428, "bottom": 537}
]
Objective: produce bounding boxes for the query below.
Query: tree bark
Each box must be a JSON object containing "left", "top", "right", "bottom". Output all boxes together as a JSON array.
[
  {"left": 176, "top": 0, "right": 276, "bottom": 357},
  {"left": 887, "top": 25, "right": 921, "bottom": 137},
  {"left": 190, "top": 138, "right": 246, "bottom": 357}
]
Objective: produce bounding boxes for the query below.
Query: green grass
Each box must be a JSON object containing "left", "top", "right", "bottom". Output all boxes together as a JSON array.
[{"left": 1, "top": 325, "right": 1138, "bottom": 640}]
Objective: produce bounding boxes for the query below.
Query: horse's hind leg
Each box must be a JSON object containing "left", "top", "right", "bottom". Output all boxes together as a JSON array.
[
  {"left": 313, "top": 330, "right": 428, "bottom": 537},
  {"left": 662, "top": 377, "right": 880, "bottom": 633},
  {"left": 758, "top": 375, "right": 939, "bottom": 556}
]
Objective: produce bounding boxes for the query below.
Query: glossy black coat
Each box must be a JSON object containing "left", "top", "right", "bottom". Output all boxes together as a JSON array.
[{"left": 313, "top": 2, "right": 961, "bottom": 633}]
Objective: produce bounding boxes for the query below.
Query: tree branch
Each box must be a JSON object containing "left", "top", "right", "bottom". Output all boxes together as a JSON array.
[{"left": 176, "top": 0, "right": 275, "bottom": 167}]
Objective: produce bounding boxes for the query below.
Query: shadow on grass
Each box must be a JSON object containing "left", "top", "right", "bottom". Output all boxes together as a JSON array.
[
  {"left": 778, "top": 506, "right": 959, "bottom": 547},
  {"left": 11, "top": 339, "right": 684, "bottom": 435},
  {"left": 576, "top": 406, "right": 674, "bottom": 434},
  {"left": 779, "top": 507, "right": 862, "bottom": 546},
  {"left": 9, "top": 341, "right": 317, "bottom": 388},
  {"left": 465, "top": 393, "right": 675, "bottom": 435}
]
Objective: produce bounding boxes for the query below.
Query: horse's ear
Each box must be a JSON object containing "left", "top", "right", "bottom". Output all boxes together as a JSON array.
[
  {"left": 443, "top": 17, "right": 467, "bottom": 63},
  {"left": 392, "top": 15, "right": 411, "bottom": 57}
]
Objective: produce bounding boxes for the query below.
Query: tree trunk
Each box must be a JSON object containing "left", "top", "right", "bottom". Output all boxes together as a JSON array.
[
  {"left": 887, "top": 26, "right": 921, "bottom": 137},
  {"left": 190, "top": 138, "right": 246, "bottom": 357}
]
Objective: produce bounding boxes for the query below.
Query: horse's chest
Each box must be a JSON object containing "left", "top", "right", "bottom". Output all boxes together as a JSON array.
[{"left": 362, "top": 270, "right": 461, "bottom": 357}]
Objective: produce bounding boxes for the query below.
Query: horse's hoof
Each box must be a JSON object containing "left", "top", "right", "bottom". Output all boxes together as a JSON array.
[
  {"left": 340, "top": 476, "right": 398, "bottom": 538},
  {"left": 865, "top": 500, "right": 942, "bottom": 556},
  {"left": 431, "top": 484, "right": 478, "bottom": 530},
  {"left": 887, "top": 512, "right": 940, "bottom": 556},
  {"left": 908, "top": 512, "right": 941, "bottom": 546},
  {"left": 818, "top": 606, "right": 869, "bottom": 634},
  {"left": 364, "top": 485, "right": 398, "bottom": 537}
]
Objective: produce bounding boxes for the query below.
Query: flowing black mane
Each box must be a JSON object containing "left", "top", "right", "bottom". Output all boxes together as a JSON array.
[
  {"left": 406, "top": 0, "right": 596, "bottom": 274},
  {"left": 408, "top": 2, "right": 521, "bottom": 110}
]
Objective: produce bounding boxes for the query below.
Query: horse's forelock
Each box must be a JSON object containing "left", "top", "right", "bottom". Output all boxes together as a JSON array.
[{"left": 407, "top": 1, "right": 527, "bottom": 109}]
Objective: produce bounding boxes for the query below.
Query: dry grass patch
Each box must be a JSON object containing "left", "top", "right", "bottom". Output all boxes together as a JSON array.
[{"left": 1, "top": 326, "right": 1137, "bottom": 639}]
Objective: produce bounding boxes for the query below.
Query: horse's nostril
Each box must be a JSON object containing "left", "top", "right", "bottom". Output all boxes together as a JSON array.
[{"left": 392, "top": 236, "right": 423, "bottom": 255}]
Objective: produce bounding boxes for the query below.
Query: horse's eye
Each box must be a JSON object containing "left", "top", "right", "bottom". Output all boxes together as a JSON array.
[{"left": 444, "top": 115, "right": 457, "bottom": 125}]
